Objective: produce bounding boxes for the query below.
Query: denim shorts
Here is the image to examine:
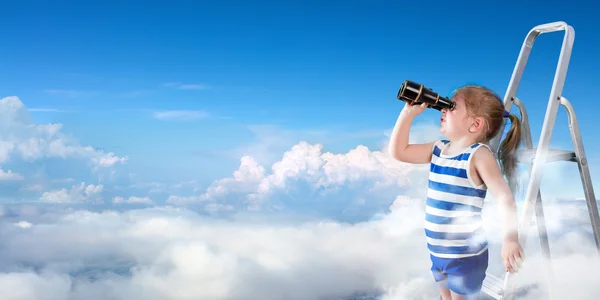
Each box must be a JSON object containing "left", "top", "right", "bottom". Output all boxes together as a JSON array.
[{"left": 430, "top": 249, "right": 489, "bottom": 295}]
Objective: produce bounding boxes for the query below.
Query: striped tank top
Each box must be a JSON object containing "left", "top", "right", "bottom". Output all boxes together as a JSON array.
[{"left": 425, "top": 139, "right": 489, "bottom": 259}]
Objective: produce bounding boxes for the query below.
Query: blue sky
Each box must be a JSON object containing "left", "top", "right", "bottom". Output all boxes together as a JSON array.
[
  {"left": 0, "top": 0, "right": 598, "bottom": 209},
  {"left": 1, "top": 2, "right": 600, "bottom": 299}
]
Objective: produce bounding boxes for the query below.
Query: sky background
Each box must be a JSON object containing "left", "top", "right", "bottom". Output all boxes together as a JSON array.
[{"left": 0, "top": 1, "right": 599, "bottom": 299}]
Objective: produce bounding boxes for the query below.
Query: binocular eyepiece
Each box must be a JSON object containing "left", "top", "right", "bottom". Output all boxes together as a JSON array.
[{"left": 397, "top": 80, "right": 455, "bottom": 111}]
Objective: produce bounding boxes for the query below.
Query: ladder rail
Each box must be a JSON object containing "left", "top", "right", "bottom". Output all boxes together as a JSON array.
[
  {"left": 515, "top": 97, "right": 556, "bottom": 300},
  {"left": 503, "top": 22, "right": 574, "bottom": 300},
  {"left": 482, "top": 21, "right": 577, "bottom": 300},
  {"left": 560, "top": 96, "right": 600, "bottom": 250},
  {"left": 515, "top": 21, "right": 574, "bottom": 254},
  {"left": 488, "top": 21, "right": 575, "bottom": 153},
  {"left": 513, "top": 97, "right": 553, "bottom": 263}
]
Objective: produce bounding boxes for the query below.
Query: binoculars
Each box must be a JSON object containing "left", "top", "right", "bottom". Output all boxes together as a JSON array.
[{"left": 397, "top": 80, "right": 455, "bottom": 111}]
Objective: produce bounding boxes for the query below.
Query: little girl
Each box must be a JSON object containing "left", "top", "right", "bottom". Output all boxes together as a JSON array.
[{"left": 388, "top": 84, "right": 525, "bottom": 299}]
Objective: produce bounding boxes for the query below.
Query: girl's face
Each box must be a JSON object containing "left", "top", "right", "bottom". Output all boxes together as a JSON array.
[{"left": 439, "top": 96, "right": 474, "bottom": 140}]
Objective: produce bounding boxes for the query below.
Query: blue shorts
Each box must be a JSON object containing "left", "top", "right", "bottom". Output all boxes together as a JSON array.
[{"left": 430, "top": 250, "right": 489, "bottom": 295}]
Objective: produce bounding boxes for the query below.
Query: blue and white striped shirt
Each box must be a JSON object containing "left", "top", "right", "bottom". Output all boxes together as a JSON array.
[{"left": 425, "top": 140, "right": 489, "bottom": 259}]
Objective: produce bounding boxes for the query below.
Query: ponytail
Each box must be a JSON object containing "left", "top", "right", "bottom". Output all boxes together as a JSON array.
[{"left": 498, "top": 113, "right": 523, "bottom": 192}]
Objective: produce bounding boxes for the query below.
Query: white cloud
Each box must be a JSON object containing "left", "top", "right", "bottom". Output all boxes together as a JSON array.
[
  {"left": 152, "top": 110, "right": 208, "bottom": 121},
  {"left": 0, "top": 205, "right": 434, "bottom": 300},
  {"left": 40, "top": 182, "right": 104, "bottom": 204},
  {"left": 228, "top": 124, "right": 386, "bottom": 167},
  {"left": 113, "top": 196, "right": 153, "bottom": 205},
  {"left": 0, "top": 199, "right": 597, "bottom": 300},
  {"left": 167, "top": 155, "right": 265, "bottom": 206},
  {"left": 93, "top": 152, "right": 128, "bottom": 167},
  {"left": 167, "top": 138, "right": 430, "bottom": 218},
  {"left": 14, "top": 220, "right": 32, "bottom": 228},
  {"left": 0, "top": 96, "right": 128, "bottom": 169},
  {"left": 0, "top": 169, "right": 24, "bottom": 181}
]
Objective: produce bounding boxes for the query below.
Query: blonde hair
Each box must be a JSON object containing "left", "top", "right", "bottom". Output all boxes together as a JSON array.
[{"left": 450, "top": 85, "right": 523, "bottom": 192}]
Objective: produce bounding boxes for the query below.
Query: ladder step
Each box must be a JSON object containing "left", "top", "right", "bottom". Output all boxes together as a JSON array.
[
  {"left": 516, "top": 148, "right": 576, "bottom": 164},
  {"left": 482, "top": 272, "right": 504, "bottom": 299}
]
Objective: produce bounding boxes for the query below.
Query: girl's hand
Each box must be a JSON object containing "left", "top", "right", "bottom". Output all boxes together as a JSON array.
[
  {"left": 401, "top": 102, "right": 428, "bottom": 118},
  {"left": 501, "top": 239, "right": 524, "bottom": 273}
]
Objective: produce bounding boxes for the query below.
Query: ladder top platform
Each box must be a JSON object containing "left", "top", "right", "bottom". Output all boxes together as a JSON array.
[{"left": 516, "top": 148, "right": 576, "bottom": 164}]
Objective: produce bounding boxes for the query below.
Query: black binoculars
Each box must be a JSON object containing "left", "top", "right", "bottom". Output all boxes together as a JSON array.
[{"left": 397, "top": 80, "right": 455, "bottom": 111}]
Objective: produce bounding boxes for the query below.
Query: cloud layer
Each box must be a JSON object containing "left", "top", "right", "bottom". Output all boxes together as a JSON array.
[
  {"left": 0, "top": 204, "right": 433, "bottom": 300},
  {"left": 0, "top": 198, "right": 599, "bottom": 300},
  {"left": 1, "top": 95, "right": 600, "bottom": 299}
]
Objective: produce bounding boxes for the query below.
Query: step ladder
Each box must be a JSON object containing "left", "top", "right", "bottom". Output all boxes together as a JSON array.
[{"left": 483, "top": 21, "right": 600, "bottom": 299}]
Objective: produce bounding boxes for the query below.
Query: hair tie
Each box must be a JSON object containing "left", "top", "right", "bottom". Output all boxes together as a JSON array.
[{"left": 503, "top": 110, "right": 510, "bottom": 118}]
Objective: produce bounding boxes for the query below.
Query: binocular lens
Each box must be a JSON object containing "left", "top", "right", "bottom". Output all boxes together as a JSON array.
[
  {"left": 398, "top": 82, "right": 422, "bottom": 103},
  {"left": 397, "top": 80, "right": 455, "bottom": 111}
]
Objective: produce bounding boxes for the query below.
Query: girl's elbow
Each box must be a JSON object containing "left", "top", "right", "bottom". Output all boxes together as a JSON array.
[
  {"left": 393, "top": 153, "right": 412, "bottom": 163},
  {"left": 388, "top": 148, "right": 405, "bottom": 162}
]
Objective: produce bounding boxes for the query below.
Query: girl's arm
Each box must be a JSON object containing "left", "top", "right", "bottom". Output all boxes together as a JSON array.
[
  {"left": 388, "top": 103, "right": 434, "bottom": 164},
  {"left": 472, "top": 147, "right": 524, "bottom": 273}
]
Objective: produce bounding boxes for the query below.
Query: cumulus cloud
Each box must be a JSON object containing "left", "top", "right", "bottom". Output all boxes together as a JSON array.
[
  {"left": 227, "top": 124, "right": 387, "bottom": 167},
  {"left": 0, "top": 169, "right": 24, "bottom": 181},
  {"left": 0, "top": 96, "right": 128, "bottom": 202},
  {"left": 40, "top": 182, "right": 104, "bottom": 204},
  {"left": 112, "top": 196, "right": 153, "bottom": 205},
  {"left": 167, "top": 141, "right": 430, "bottom": 221},
  {"left": 0, "top": 96, "right": 128, "bottom": 169}
]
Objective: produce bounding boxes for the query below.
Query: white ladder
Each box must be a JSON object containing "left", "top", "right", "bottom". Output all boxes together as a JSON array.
[{"left": 483, "top": 21, "right": 600, "bottom": 299}]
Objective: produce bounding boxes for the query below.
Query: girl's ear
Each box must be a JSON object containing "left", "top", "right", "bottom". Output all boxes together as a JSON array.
[{"left": 469, "top": 116, "right": 485, "bottom": 133}]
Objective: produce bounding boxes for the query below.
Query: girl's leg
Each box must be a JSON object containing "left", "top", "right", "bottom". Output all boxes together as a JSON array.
[
  {"left": 446, "top": 250, "right": 488, "bottom": 299},
  {"left": 448, "top": 273, "right": 484, "bottom": 300},
  {"left": 437, "top": 279, "right": 452, "bottom": 300}
]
